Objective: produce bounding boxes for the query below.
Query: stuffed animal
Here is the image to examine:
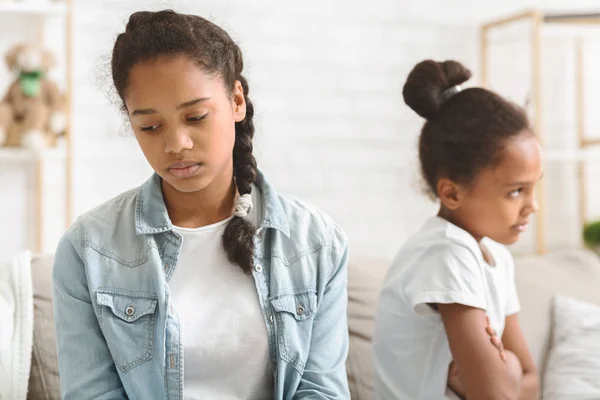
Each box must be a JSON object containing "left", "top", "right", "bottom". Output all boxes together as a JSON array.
[{"left": 0, "top": 43, "right": 66, "bottom": 151}]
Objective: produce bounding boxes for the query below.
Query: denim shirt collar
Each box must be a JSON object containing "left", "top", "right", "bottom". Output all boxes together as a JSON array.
[{"left": 134, "top": 170, "right": 290, "bottom": 237}]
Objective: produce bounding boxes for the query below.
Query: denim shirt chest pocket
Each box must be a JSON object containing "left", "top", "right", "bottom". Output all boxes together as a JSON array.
[
  {"left": 270, "top": 289, "right": 318, "bottom": 371},
  {"left": 96, "top": 289, "right": 159, "bottom": 373}
]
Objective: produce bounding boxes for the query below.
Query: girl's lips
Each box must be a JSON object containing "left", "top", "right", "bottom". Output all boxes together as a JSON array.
[
  {"left": 168, "top": 163, "right": 202, "bottom": 178},
  {"left": 168, "top": 161, "right": 199, "bottom": 169},
  {"left": 513, "top": 223, "right": 529, "bottom": 232}
]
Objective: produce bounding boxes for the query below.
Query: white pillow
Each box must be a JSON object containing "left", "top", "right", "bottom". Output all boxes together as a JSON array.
[
  {"left": 544, "top": 295, "right": 600, "bottom": 399},
  {"left": 0, "top": 251, "right": 33, "bottom": 400}
]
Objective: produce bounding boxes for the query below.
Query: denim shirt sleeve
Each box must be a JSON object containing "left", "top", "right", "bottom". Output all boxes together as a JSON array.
[
  {"left": 52, "top": 221, "right": 127, "bottom": 400},
  {"left": 294, "top": 225, "right": 350, "bottom": 399}
]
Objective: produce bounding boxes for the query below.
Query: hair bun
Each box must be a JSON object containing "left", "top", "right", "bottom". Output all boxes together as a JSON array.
[
  {"left": 125, "top": 10, "right": 177, "bottom": 33},
  {"left": 402, "top": 60, "right": 472, "bottom": 120}
]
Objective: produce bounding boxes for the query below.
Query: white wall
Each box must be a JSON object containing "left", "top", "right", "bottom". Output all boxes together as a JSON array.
[
  {"left": 71, "top": 0, "right": 476, "bottom": 260},
  {"left": 2, "top": 0, "right": 469, "bottom": 260},
  {"left": 1, "top": 0, "right": 599, "bottom": 261}
]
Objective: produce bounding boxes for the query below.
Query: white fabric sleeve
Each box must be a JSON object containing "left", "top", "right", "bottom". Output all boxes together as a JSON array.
[
  {"left": 404, "top": 242, "right": 487, "bottom": 316},
  {"left": 505, "top": 250, "right": 521, "bottom": 316}
]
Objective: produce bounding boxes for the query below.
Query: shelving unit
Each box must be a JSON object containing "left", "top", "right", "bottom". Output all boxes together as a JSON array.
[
  {"left": 0, "top": 0, "right": 72, "bottom": 253},
  {"left": 0, "top": 146, "right": 66, "bottom": 162},
  {"left": 481, "top": 9, "right": 600, "bottom": 254},
  {"left": 0, "top": 1, "right": 68, "bottom": 15}
]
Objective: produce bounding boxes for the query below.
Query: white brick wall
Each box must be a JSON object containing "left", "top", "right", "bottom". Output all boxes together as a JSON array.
[{"left": 1, "top": 0, "right": 599, "bottom": 260}]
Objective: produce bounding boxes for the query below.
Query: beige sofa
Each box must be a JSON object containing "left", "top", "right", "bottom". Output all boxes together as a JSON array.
[
  {"left": 26, "top": 249, "right": 600, "bottom": 399},
  {"left": 346, "top": 249, "right": 600, "bottom": 399}
]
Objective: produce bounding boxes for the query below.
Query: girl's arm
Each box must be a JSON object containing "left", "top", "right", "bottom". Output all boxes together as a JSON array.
[
  {"left": 502, "top": 314, "right": 540, "bottom": 400},
  {"left": 294, "top": 227, "right": 350, "bottom": 399},
  {"left": 53, "top": 224, "right": 127, "bottom": 400},
  {"left": 439, "top": 303, "right": 523, "bottom": 400}
]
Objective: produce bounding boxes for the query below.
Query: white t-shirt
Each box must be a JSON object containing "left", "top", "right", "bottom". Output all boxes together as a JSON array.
[
  {"left": 373, "top": 216, "right": 520, "bottom": 400},
  {"left": 170, "top": 186, "right": 273, "bottom": 400}
]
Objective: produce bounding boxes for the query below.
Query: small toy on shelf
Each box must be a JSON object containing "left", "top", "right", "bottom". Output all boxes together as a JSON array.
[{"left": 0, "top": 43, "right": 66, "bottom": 153}]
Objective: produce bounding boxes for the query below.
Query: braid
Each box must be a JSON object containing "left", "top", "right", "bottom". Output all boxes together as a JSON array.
[
  {"left": 222, "top": 74, "right": 258, "bottom": 274},
  {"left": 232, "top": 76, "right": 256, "bottom": 195}
]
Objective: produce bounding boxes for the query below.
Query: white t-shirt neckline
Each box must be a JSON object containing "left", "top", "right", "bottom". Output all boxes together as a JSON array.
[
  {"left": 427, "top": 216, "right": 500, "bottom": 268},
  {"left": 173, "top": 215, "right": 234, "bottom": 233}
]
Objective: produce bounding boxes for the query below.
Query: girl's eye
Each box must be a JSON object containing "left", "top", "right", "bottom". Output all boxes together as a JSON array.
[
  {"left": 187, "top": 114, "right": 208, "bottom": 122},
  {"left": 509, "top": 188, "right": 523, "bottom": 198},
  {"left": 140, "top": 124, "right": 161, "bottom": 132}
]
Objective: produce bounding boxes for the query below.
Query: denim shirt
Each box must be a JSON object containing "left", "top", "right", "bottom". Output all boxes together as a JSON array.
[{"left": 52, "top": 170, "right": 350, "bottom": 400}]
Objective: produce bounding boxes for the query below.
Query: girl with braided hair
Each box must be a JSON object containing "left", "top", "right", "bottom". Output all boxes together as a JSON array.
[{"left": 53, "top": 10, "right": 349, "bottom": 399}]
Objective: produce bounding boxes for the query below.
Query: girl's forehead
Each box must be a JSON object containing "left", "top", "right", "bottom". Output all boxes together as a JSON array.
[
  {"left": 493, "top": 133, "right": 543, "bottom": 183},
  {"left": 128, "top": 56, "right": 212, "bottom": 88},
  {"left": 125, "top": 56, "right": 223, "bottom": 109}
]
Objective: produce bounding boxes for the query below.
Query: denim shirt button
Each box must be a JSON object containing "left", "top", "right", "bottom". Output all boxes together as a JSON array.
[
  {"left": 296, "top": 305, "right": 305, "bottom": 315},
  {"left": 125, "top": 306, "right": 135, "bottom": 316},
  {"left": 254, "top": 264, "right": 263, "bottom": 273},
  {"left": 269, "top": 314, "right": 274, "bottom": 323}
]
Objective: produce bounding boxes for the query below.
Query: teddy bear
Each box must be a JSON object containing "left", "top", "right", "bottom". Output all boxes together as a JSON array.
[{"left": 0, "top": 43, "right": 66, "bottom": 151}]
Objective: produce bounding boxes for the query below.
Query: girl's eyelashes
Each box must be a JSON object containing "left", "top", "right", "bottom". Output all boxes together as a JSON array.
[
  {"left": 187, "top": 113, "right": 208, "bottom": 122},
  {"left": 508, "top": 188, "right": 523, "bottom": 198},
  {"left": 139, "top": 113, "right": 208, "bottom": 132},
  {"left": 140, "top": 124, "right": 161, "bottom": 132}
]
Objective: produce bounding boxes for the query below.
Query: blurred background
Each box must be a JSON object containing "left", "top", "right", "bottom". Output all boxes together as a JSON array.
[
  {"left": 1, "top": 0, "right": 600, "bottom": 260},
  {"left": 4, "top": 2, "right": 600, "bottom": 399}
]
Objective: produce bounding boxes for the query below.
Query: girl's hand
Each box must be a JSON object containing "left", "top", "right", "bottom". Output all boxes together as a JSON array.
[
  {"left": 485, "top": 315, "right": 507, "bottom": 362},
  {"left": 447, "top": 361, "right": 467, "bottom": 399}
]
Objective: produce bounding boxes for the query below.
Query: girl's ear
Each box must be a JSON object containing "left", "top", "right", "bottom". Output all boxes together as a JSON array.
[
  {"left": 232, "top": 80, "right": 246, "bottom": 123},
  {"left": 437, "top": 178, "right": 466, "bottom": 210}
]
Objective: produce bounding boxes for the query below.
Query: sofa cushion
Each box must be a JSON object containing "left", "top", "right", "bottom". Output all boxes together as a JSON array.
[
  {"left": 27, "top": 254, "right": 60, "bottom": 400},
  {"left": 346, "top": 256, "right": 389, "bottom": 400},
  {"left": 514, "top": 249, "right": 600, "bottom": 374},
  {"left": 543, "top": 295, "right": 600, "bottom": 399}
]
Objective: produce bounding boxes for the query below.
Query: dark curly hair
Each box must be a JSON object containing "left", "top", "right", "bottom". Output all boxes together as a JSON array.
[
  {"left": 403, "top": 60, "right": 531, "bottom": 198},
  {"left": 111, "top": 10, "right": 257, "bottom": 273}
]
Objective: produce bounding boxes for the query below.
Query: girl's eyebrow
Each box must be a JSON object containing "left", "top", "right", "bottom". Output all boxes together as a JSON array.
[
  {"left": 131, "top": 97, "right": 211, "bottom": 116},
  {"left": 504, "top": 172, "right": 544, "bottom": 187},
  {"left": 176, "top": 97, "right": 211, "bottom": 110}
]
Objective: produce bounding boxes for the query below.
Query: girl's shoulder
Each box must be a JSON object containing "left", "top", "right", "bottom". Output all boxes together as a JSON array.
[
  {"left": 397, "top": 216, "right": 482, "bottom": 261},
  {"left": 265, "top": 191, "right": 347, "bottom": 256},
  {"left": 58, "top": 186, "right": 144, "bottom": 260},
  {"left": 76, "top": 186, "right": 141, "bottom": 237},
  {"left": 255, "top": 172, "right": 347, "bottom": 252}
]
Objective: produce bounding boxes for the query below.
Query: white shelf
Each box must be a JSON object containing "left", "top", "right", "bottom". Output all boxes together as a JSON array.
[
  {"left": 0, "top": 1, "right": 68, "bottom": 15},
  {"left": 0, "top": 146, "right": 67, "bottom": 163}
]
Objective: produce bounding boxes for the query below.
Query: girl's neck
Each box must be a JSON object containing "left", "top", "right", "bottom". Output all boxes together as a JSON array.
[
  {"left": 163, "top": 172, "right": 237, "bottom": 229},
  {"left": 438, "top": 207, "right": 496, "bottom": 265},
  {"left": 437, "top": 206, "right": 483, "bottom": 243}
]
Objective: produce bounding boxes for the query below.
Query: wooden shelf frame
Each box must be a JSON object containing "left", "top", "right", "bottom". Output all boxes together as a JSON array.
[{"left": 481, "top": 9, "right": 600, "bottom": 254}]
